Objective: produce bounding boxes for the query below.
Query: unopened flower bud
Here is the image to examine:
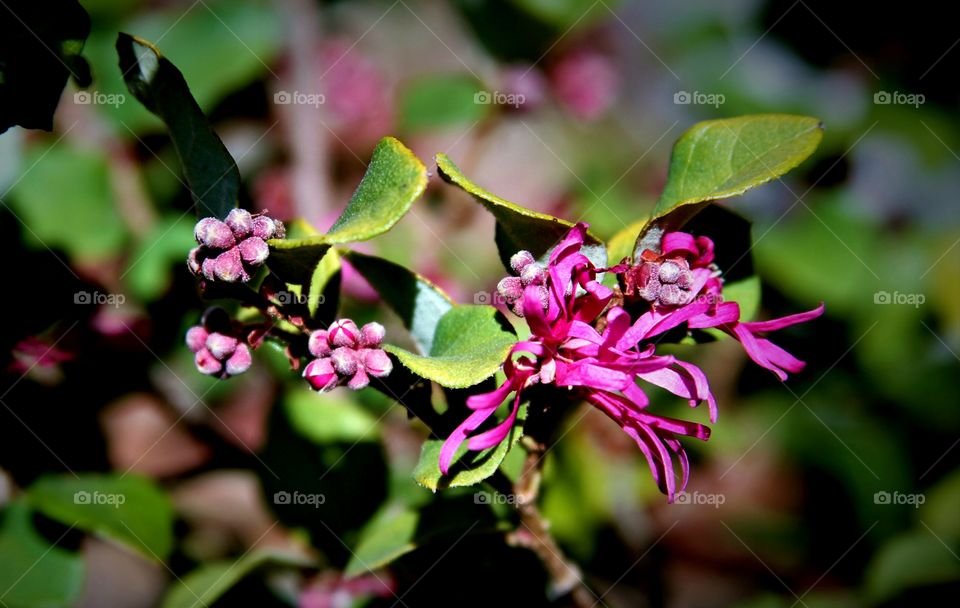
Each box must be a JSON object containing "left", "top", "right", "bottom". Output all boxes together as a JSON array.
[
  {"left": 213, "top": 248, "right": 247, "bottom": 282},
  {"left": 658, "top": 260, "right": 681, "bottom": 284},
  {"left": 196, "top": 218, "right": 235, "bottom": 249},
  {"left": 187, "top": 247, "right": 203, "bottom": 275},
  {"left": 201, "top": 257, "right": 217, "bottom": 281},
  {"left": 303, "top": 358, "right": 338, "bottom": 392},
  {"left": 205, "top": 332, "right": 238, "bottom": 360},
  {"left": 359, "top": 322, "right": 385, "bottom": 347},
  {"left": 510, "top": 250, "right": 536, "bottom": 275},
  {"left": 252, "top": 216, "right": 278, "bottom": 240},
  {"left": 238, "top": 236, "right": 269, "bottom": 265},
  {"left": 225, "top": 208, "right": 254, "bottom": 238},
  {"left": 330, "top": 347, "right": 359, "bottom": 375},
  {"left": 497, "top": 277, "right": 524, "bottom": 303},
  {"left": 185, "top": 326, "right": 208, "bottom": 352},
  {"left": 347, "top": 367, "right": 370, "bottom": 390},
  {"left": 521, "top": 263, "right": 546, "bottom": 285},
  {"left": 224, "top": 343, "right": 252, "bottom": 375},
  {"left": 362, "top": 348, "right": 392, "bottom": 377},
  {"left": 308, "top": 329, "right": 331, "bottom": 358},
  {"left": 328, "top": 319, "right": 360, "bottom": 347},
  {"left": 658, "top": 284, "right": 683, "bottom": 306},
  {"left": 195, "top": 348, "right": 222, "bottom": 375}
]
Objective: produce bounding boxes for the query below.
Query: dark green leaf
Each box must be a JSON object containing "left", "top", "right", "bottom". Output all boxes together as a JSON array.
[
  {"left": 436, "top": 153, "right": 607, "bottom": 270},
  {"left": 28, "top": 473, "right": 174, "bottom": 561},
  {"left": 344, "top": 505, "right": 419, "bottom": 577},
  {"left": 161, "top": 550, "right": 313, "bottom": 608},
  {"left": 384, "top": 305, "right": 517, "bottom": 389},
  {"left": 0, "top": 501, "right": 85, "bottom": 608},
  {"left": 116, "top": 33, "right": 240, "bottom": 219},
  {"left": 865, "top": 531, "right": 960, "bottom": 602},
  {"left": 0, "top": 0, "right": 91, "bottom": 132},
  {"left": 344, "top": 251, "right": 454, "bottom": 354}
]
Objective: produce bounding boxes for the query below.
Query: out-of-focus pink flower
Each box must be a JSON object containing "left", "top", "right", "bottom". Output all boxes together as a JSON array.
[
  {"left": 299, "top": 571, "right": 395, "bottom": 608},
  {"left": 316, "top": 40, "right": 393, "bottom": 148},
  {"left": 549, "top": 48, "right": 619, "bottom": 121}
]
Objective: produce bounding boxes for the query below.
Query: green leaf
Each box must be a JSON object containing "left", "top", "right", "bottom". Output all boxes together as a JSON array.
[
  {"left": 306, "top": 247, "right": 341, "bottom": 325},
  {"left": 27, "top": 473, "right": 174, "bottom": 561},
  {"left": 606, "top": 220, "right": 647, "bottom": 266},
  {"left": 436, "top": 153, "right": 607, "bottom": 270},
  {"left": 865, "top": 531, "right": 960, "bottom": 602},
  {"left": 267, "top": 137, "right": 427, "bottom": 284},
  {"left": 9, "top": 144, "right": 126, "bottom": 259},
  {"left": 414, "top": 404, "right": 527, "bottom": 491},
  {"left": 285, "top": 386, "right": 380, "bottom": 444},
  {"left": 384, "top": 305, "right": 516, "bottom": 389},
  {"left": 343, "top": 251, "right": 454, "bottom": 354},
  {"left": 400, "top": 73, "right": 489, "bottom": 132},
  {"left": 650, "top": 114, "right": 822, "bottom": 222},
  {"left": 0, "top": 502, "right": 85, "bottom": 608},
  {"left": 161, "top": 550, "right": 312, "bottom": 608},
  {"left": 116, "top": 33, "right": 240, "bottom": 219},
  {"left": 344, "top": 505, "right": 419, "bottom": 577},
  {"left": 326, "top": 137, "right": 428, "bottom": 243}
]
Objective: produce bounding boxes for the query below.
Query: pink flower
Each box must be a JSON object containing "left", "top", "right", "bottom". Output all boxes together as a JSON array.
[
  {"left": 441, "top": 223, "right": 823, "bottom": 502},
  {"left": 441, "top": 224, "right": 715, "bottom": 501}
]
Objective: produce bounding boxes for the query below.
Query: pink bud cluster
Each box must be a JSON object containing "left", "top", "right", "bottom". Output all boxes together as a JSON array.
[
  {"left": 188, "top": 209, "right": 285, "bottom": 283},
  {"left": 303, "top": 320, "right": 392, "bottom": 392},
  {"left": 185, "top": 326, "right": 252, "bottom": 378},
  {"left": 496, "top": 250, "right": 549, "bottom": 317}
]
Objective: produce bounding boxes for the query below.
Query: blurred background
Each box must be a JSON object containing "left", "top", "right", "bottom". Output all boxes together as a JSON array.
[{"left": 1, "top": 0, "right": 958, "bottom": 606}]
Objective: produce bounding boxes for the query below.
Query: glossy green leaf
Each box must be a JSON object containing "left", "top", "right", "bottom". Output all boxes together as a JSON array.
[
  {"left": 344, "top": 505, "right": 419, "bottom": 577},
  {"left": 384, "top": 305, "right": 516, "bottom": 388},
  {"left": 0, "top": 502, "right": 85, "bottom": 608},
  {"left": 268, "top": 137, "right": 427, "bottom": 284},
  {"left": 414, "top": 404, "right": 527, "bottom": 490},
  {"left": 306, "top": 247, "right": 341, "bottom": 326},
  {"left": 400, "top": 73, "right": 489, "bottom": 131},
  {"left": 161, "top": 550, "right": 312, "bottom": 608},
  {"left": 116, "top": 33, "right": 240, "bottom": 219},
  {"left": 344, "top": 251, "right": 454, "bottom": 354},
  {"left": 28, "top": 473, "right": 174, "bottom": 561},
  {"left": 651, "top": 114, "right": 822, "bottom": 221},
  {"left": 436, "top": 153, "right": 607, "bottom": 270},
  {"left": 9, "top": 144, "right": 126, "bottom": 259}
]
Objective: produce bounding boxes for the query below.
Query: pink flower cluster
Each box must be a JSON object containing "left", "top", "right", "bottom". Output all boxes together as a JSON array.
[
  {"left": 188, "top": 209, "right": 285, "bottom": 283},
  {"left": 185, "top": 326, "right": 252, "bottom": 378},
  {"left": 441, "top": 223, "right": 823, "bottom": 501},
  {"left": 303, "top": 320, "right": 393, "bottom": 392}
]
